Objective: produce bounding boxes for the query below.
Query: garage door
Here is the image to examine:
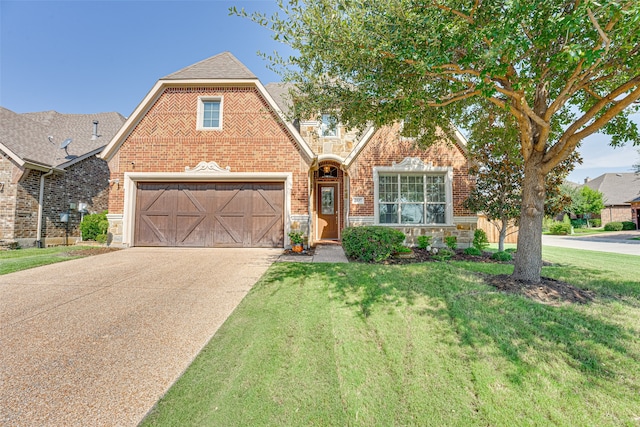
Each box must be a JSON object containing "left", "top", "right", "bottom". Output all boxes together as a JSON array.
[{"left": 134, "top": 182, "right": 284, "bottom": 247}]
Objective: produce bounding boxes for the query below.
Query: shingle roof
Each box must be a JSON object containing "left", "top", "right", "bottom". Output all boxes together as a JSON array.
[
  {"left": 0, "top": 107, "right": 125, "bottom": 168},
  {"left": 162, "top": 52, "right": 257, "bottom": 80},
  {"left": 264, "top": 82, "right": 296, "bottom": 117},
  {"left": 582, "top": 173, "right": 640, "bottom": 206}
]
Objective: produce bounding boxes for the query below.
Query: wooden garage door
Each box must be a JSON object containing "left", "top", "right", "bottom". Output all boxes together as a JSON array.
[{"left": 134, "top": 182, "right": 284, "bottom": 247}]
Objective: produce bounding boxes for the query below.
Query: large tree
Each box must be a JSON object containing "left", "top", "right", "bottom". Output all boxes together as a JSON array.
[{"left": 237, "top": 0, "right": 640, "bottom": 282}]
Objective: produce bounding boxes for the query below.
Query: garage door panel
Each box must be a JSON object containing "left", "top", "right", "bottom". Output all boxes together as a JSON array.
[{"left": 135, "top": 182, "right": 283, "bottom": 248}]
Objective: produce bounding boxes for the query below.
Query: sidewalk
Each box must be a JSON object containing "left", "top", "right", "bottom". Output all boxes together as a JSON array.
[{"left": 278, "top": 244, "right": 349, "bottom": 263}]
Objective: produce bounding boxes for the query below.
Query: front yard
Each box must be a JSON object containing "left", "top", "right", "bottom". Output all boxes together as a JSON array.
[{"left": 142, "top": 247, "right": 640, "bottom": 426}]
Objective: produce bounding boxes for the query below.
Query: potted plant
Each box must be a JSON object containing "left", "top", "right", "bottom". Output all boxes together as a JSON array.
[{"left": 288, "top": 231, "right": 304, "bottom": 253}]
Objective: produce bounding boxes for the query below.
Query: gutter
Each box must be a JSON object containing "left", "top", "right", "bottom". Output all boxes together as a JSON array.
[{"left": 36, "top": 169, "right": 54, "bottom": 248}]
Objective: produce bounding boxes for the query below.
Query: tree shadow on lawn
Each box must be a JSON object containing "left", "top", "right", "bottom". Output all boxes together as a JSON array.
[{"left": 327, "top": 262, "right": 638, "bottom": 382}]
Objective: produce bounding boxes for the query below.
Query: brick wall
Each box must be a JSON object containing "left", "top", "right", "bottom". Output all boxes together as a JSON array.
[
  {"left": 599, "top": 206, "right": 633, "bottom": 225},
  {"left": 14, "top": 156, "right": 109, "bottom": 246},
  {"left": 0, "top": 151, "right": 19, "bottom": 240},
  {"left": 348, "top": 126, "right": 474, "bottom": 217},
  {"left": 108, "top": 86, "right": 310, "bottom": 215}
]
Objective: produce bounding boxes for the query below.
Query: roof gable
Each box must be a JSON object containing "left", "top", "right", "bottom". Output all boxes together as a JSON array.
[
  {"left": 583, "top": 173, "right": 640, "bottom": 206},
  {"left": 162, "top": 52, "right": 257, "bottom": 80},
  {"left": 0, "top": 107, "right": 125, "bottom": 169}
]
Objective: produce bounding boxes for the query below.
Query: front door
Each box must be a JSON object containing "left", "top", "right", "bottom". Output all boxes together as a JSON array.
[{"left": 317, "top": 183, "right": 339, "bottom": 239}]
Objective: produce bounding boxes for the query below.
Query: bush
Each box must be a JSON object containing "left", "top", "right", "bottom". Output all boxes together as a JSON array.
[
  {"left": 472, "top": 229, "right": 490, "bottom": 251},
  {"left": 505, "top": 247, "right": 517, "bottom": 253},
  {"left": 444, "top": 236, "right": 457, "bottom": 250},
  {"left": 433, "top": 248, "right": 454, "bottom": 261},
  {"left": 604, "top": 222, "right": 623, "bottom": 231},
  {"left": 571, "top": 219, "right": 587, "bottom": 229},
  {"left": 491, "top": 251, "right": 513, "bottom": 262},
  {"left": 549, "top": 222, "right": 572, "bottom": 235},
  {"left": 622, "top": 221, "right": 637, "bottom": 230},
  {"left": 464, "top": 247, "right": 482, "bottom": 256},
  {"left": 341, "top": 226, "right": 406, "bottom": 262},
  {"left": 416, "top": 235, "right": 433, "bottom": 250},
  {"left": 80, "top": 211, "right": 109, "bottom": 241},
  {"left": 562, "top": 214, "right": 571, "bottom": 225},
  {"left": 591, "top": 218, "right": 601, "bottom": 227}
]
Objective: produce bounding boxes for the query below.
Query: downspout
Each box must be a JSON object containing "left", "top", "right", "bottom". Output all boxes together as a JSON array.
[{"left": 36, "top": 169, "right": 54, "bottom": 248}]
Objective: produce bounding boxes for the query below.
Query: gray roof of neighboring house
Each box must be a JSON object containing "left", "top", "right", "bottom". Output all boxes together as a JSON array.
[
  {"left": 162, "top": 52, "right": 257, "bottom": 80},
  {"left": 582, "top": 173, "right": 640, "bottom": 206},
  {"left": 0, "top": 107, "right": 125, "bottom": 168}
]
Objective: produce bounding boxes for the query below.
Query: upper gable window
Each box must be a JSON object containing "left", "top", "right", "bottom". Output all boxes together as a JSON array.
[
  {"left": 197, "top": 97, "right": 223, "bottom": 130},
  {"left": 320, "top": 114, "right": 338, "bottom": 137}
]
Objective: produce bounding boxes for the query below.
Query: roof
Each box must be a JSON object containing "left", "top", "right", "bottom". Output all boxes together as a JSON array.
[
  {"left": 0, "top": 107, "right": 125, "bottom": 169},
  {"left": 582, "top": 173, "right": 640, "bottom": 206},
  {"left": 264, "top": 82, "right": 295, "bottom": 117},
  {"left": 162, "top": 52, "right": 257, "bottom": 80}
]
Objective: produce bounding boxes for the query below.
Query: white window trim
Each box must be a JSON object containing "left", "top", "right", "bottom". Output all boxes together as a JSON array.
[
  {"left": 319, "top": 114, "right": 340, "bottom": 138},
  {"left": 197, "top": 96, "right": 223, "bottom": 131},
  {"left": 373, "top": 157, "right": 453, "bottom": 226}
]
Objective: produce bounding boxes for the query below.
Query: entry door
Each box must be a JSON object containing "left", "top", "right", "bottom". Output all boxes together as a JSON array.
[{"left": 317, "top": 183, "right": 339, "bottom": 239}]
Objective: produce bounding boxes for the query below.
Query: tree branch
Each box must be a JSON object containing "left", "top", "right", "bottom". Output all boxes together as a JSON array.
[{"left": 431, "top": 2, "right": 474, "bottom": 24}]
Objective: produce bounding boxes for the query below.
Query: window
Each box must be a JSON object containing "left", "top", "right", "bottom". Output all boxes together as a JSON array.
[
  {"left": 319, "top": 114, "right": 338, "bottom": 137},
  {"left": 378, "top": 174, "right": 447, "bottom": 225},
  {"left": 197, "top": 97, "right": 223, "bottom": 130}
]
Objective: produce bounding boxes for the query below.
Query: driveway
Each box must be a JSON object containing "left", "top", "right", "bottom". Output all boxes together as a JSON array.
[
  {"left": 0, "top": 247, "right": 280, "bottom": 427},
  {"left": 542, "top": 230, "right": 640, "bottom": 256}
]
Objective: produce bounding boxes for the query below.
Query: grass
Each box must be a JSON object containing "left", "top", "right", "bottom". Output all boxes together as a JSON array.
[
  {"left": 142, "top": 248, "right": 640, "bottom": 426},
  {"left": 0, "top": 246, "right": 96, "bottom": 275}
]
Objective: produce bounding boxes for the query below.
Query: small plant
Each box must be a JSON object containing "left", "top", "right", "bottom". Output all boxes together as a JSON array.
[
  {"left": 472, "top": 229, "right": 489, "bottom": 251},
  {"left": 80, "top": 211, "right": 109, "bottom": 241},
  {"left": 491, "top": 251, "right": 513, "bottom": 262},
  {"left": 505, "top": 247, "right": 517, "bottom": 253},
  {"left": 394, "top": 245, "right": 412, "bottom": 254},
  {"left": 622, "top": 221, "right": 636, "bottom": 230},
  {"left": 433, "top": 248, "right": 453, "bottom": 261},
  {"left": 549, "top": 222, "right": 571, "bottom": 235},
  {"left": 288, "top": 231, "right": 304, "bottom": 244},
  {"left": 562, "top": 214, "right": 571, "bottom": 225},
  {"left": 604, "top": 222, "right": 623, "bottom": 231},
  {"left": 464, "top": 247, "right": 482, "bottom": 256},
  {"left": 444, "top": 236, "right": 457, "bottom": 250},
  {"left": 591, "top": 218, "right": 601, "bottom": 227},
  {"left": 342, "top": 226, "right": 406, "bottom": 262},
  {"left": 416, "top": 235, "right": 433, "bottom": 250}
]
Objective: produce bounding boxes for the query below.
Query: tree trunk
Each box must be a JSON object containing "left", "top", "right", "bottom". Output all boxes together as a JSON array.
[
  {"left": 498, "top": 218, "right": 507, "bottom": 252},
  {"left": 512, "top": 152, "right": 546, "bottom": 283}
]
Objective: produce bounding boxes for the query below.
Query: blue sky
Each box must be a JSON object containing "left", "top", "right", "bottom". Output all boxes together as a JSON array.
[{"left": 1, "top": 0, "right": 638, "bottom": 183}]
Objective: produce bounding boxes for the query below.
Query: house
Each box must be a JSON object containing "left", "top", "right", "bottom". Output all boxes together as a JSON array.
[
  {"left": 99, "top": 52, "right": 477, "bottom": 248},
  {"left": 582, "top": 173, "right": 640, "bottom": 225},
  {"left": 0, "top": 107, "right": 125, "bottom": 247},
  {"left": 628, "top": 196, "right": 640, "bottom": 229}
]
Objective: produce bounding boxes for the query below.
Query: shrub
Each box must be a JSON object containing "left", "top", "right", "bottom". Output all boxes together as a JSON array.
[
  {"left": 433, "top": 248, "right": 454, "bottom": 261},
  {"left": 562, "top": 214, "right": 571, "bottom": 225},
  {"left": 604, "top": 222, "right": 623, "bottom": 231},
  {"left": 591, "top": 218, "right": 601, "bottom": 227},
  {"left": 472, "top": 229, "right": 490, "bottom": 251},
  {"left": 80, "top": 211, "right": 109, "bottom": 241},
  {"left": 622, "top": 221, "right": 637, "bottom": 230},
  {"left": 444, "top": 236, "right": 457, "bottom": 250},
  {"left": 549, "top": 222, "right": 572, "bottom": 235},
  {"left": 394, "top": 245, "right": 412, "bottom": 254},
  {"left": 491, "top": 251, "right": 513, "bottom": 262},
  {"left": 416, "top": 235, "right": 433, "bottom": 250},
  {"left": 505, "top": 247, "right": 517, "bottom": 253},
  {"left": 571, "top": 219, "right": 587, "bottom": 229},
  {"left": 464, "top": 247, "right": 482, "bottom": 256},
  {"left": 341, "top": 226, "right": 406, "bottom": 262}
]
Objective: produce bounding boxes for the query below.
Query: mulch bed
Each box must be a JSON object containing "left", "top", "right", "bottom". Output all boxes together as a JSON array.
[
  {"left": 385, "top": 248, "right": 594, "bottom": 306},
  {"left": 59, "top": 247, "right": 121, "bottom": 257},
  {"left": 281, "top": 247, "right": 316, "bottom": 257}
]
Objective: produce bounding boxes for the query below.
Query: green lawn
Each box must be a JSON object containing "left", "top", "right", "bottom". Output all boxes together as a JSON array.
[
  {"left": 0, "top": 246, "right": 99, "bottom": 275},
  {"left": 142, "top": 246, "right": 640, "bottom": 426}
]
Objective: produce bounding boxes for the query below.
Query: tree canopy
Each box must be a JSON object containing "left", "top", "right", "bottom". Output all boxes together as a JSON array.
[{"left": 238, "top": 0, "right": 640, "bottom": 282}]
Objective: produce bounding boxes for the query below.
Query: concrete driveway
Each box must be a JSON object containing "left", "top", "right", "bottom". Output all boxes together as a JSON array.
[
  {"left": 542, "top": 230, "right": 640, "bottom": 255},
  {"left": 0, "top": 247, "right": 280, "bottom": 427}
]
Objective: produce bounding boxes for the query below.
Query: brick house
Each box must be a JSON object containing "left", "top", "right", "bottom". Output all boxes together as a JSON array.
[
  {"left": 0, "top": 107, "right": 125, "bottom": 247},
  {"left": 100, "top": 52, "right": 476, "bottom": 248},
  {"left": 582, "top": 173, "right": 640, "bottom": 226},
  {"left": 629, "top": 196, "right": 640, "bottom": 229}
]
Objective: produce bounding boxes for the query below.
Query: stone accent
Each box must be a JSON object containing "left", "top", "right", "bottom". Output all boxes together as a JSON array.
[{"left": 299, "top": 120, "right": 358, "bottom": 159}]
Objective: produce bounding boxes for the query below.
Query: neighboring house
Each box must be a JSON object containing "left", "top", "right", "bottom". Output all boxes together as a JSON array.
[
  {"left": 628, "top": 196, "right": 640, "bottom": 229},
  {"left": 582, "top": 173, "right": 640, "bottom": 226},
  {"left": 0, "top": 107, "right": 125, "bottom": 247},
  {"left": 99, "top": 52, "right": 476, "bottom": 248}
]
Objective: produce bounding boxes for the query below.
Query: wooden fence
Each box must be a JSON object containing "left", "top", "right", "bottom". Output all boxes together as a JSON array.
[{"left": 476, "top": 214, "right": 519, "bottom": 244}]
